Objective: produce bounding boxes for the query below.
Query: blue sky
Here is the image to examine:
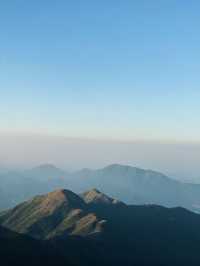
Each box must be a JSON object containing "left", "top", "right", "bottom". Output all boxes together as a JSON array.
[{"left": 1, "top": 1, "right": 200, "bottom": 141}]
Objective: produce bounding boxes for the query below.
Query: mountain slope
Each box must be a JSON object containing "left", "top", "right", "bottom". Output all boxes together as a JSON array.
[
  {"left": 72, "top": 164, "right": 200, "bottom": 211},
  {"left": 0, "top": 189, "right": 106, "bottom": 239},
  {"left": 2, "top": 163, "right": 200, "bottom": 212},
  {"left": 0, "top": 165, "right": 71, "bottom": 210},
  {"left": 24, "top": 164, "right": 68, "bottom": 181},
  {"left": 0, "top": 225, "right": 71, "bottom": 266},
  {"left": 81, "top": 188, "right": 123, "bottom": 205},
  {"left": 2, "top": 189, "right": 200, "bottom": 265}
]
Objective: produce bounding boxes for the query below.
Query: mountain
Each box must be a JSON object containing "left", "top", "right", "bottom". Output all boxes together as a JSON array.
[
  {"left": 0, "top": 189, "right": 106, "bottom": 239},
  {"left": 0, "top": 164, "right": 72, "bottom": 210},
  {"left": 2, "top": 189, "right": 200, "bottom": 265},
  {"left": 71, "top": 164, "right": 200, "bottom": 212},
  {"left": 81, "top": 188, "right": 123, "bottom": 205},
  {"left": 2, "top": 163, "right": 200, "bottom": 212},
  {"left": 24, "top": 164, "right": 68, "bottom": 181},
  {"left": 0, "top": 225, "right": 71, "bottom": 266},
  {"left": 0, "top": 171, "right": 34, "bottom": 210}
]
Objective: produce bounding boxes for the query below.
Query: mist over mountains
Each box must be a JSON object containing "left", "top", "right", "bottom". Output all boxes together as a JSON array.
[
  {"left": 1, "top": 134, "right": 200, "bottom": 182},
  {"left": 1, "top": 163, "right": 200, "bottom": 213}
]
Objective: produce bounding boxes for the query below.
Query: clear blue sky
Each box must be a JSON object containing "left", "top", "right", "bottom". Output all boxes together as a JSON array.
[{"left": 1, "top": 1, "right": 200, "bottom": 141}]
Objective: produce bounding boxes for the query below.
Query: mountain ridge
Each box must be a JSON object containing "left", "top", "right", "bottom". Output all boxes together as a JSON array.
[
  {"left": 1, "top": 163, "right": 200, "bottom": 212},
  {"left": 0, "top": 188, "right": 108, "bottom": 239},
  {"left": 2, "top": 188, "right": 200, "bottom": 265}
]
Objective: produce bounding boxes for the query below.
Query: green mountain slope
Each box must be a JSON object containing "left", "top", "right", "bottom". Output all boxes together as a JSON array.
[{"left": 0, "top": 189, "right": 106, "bottom": 239}]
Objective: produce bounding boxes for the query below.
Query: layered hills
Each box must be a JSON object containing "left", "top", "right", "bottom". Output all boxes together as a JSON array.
[
  {"left": 1, "top": 163, "right": 200, "bottom": 212},
  {"left": 2, "top": 188, "right": 200, "bottom": 265}
]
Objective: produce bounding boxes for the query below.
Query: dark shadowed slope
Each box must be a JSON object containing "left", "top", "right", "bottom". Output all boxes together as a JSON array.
[
  {"left": 0, "top": 225, "right": 71, "bottom": 266},
  {"left": 2, "top": 188, "right": 200, "bottom": 265}
]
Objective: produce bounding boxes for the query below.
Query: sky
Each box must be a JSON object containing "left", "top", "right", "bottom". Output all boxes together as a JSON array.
[
  {"left": 0, "top": 1, "right": 200, "bottom": 179},
  {"left": 0, "top": 0, "right": 200, "bottom": 141}
]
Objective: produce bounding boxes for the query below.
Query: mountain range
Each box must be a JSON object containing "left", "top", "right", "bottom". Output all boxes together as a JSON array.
[
  {"left": 2, "top": 188, "right": 200, "bottom": 265},
  {"left": 1, "top": 163, "right": 200, "bottom": 212}
]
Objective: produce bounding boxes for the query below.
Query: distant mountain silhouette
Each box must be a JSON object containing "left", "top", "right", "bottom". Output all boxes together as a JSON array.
[
  {"left": 1, "top": 164, "right": 200, "bottom": 212},
  {"left": 25, "top": 164, "right": 68, "bottom": 180},
  {"left": 71, "top": 164, "right": 200, "bottom": 212},
  {"left": 0, "top": 165, "right": 72, "bottom": 210}
]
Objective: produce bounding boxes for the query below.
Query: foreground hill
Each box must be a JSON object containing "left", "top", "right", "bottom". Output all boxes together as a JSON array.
[
  {"left": 0, "top": 189, "right": 107, "bottom": 239},
  {"left": 2, "top": 189, "right": 200, "bottom": 265},
  {"left": 0, "top": 225, "right": 70, "bottom": 266},
  {"left": 1, "top": 164, "right": 200, "bottom": 212}
]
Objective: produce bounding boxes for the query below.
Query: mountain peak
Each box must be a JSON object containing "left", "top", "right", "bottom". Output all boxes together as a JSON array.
[
  {"left": 88, "top": 188, "right": 102, "bottom": 194},
  {"left": 43, "top": 189, "right": 85, "bottom": 210},
  {"left": 33, "top": 163, "right": 59, "bottom": 170},
  {"left": 25, "top": 164, "right": 68, "bottom": 180},
  {"left": 0, "top": 189, "right": 104, "bottom": 239},
  {"left": 45, "top": 189, "right": 72, "bottom": 201},
  {"left": 102, "top": 163, "right": 133, "bottom": 172},
  {"left": 104, "top": 163, "right": 125, "bottom": 169},
  {"left": 81, "top": 188, "right": 122, "bottom": 205}
]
